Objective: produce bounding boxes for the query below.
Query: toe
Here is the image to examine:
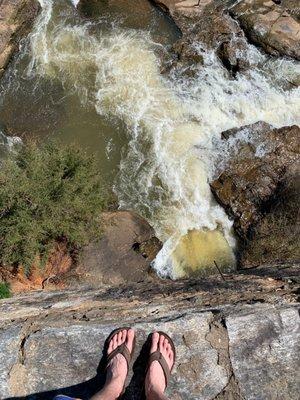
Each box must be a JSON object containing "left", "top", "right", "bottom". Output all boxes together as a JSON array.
[
  {"left": 117, "top": 330, "right": 123, "bottom": 345},
  {"left": 112, "top": 333, "right": 118, "bottom": 350},
  {"left": 163, "top": 338, "right": 169, "bottom": 351},
  {"left": 159, "top": 333, "right": 164, "bottom": 352},
  {"left": 150, "top": 331, "right": 159, "bottom": 353},
  {"left": 165, "top": 342, "right": 171, "bottom": 355},
  {"left": 108, "top": 339, "right": 113, "bottom": 354},
  {"left": 125, "top": 328, "right": 135, "bottom": 353}
]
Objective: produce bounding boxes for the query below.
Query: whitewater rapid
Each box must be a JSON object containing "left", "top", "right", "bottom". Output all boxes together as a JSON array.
[{"left": 26, "top": 0, "right": 300, "bottom": 278}]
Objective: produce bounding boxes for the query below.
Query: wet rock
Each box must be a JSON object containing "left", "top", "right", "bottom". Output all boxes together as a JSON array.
[
  {"left": 0, "top": 0, "right": 40, "bottom": 78},
  {"left": 231, "top": 0, "right": 300, "bottom": 60},
  {"left": 152, "top": 0, "right": 252, "bottom": 74},
  {"left": 0, "top": 279, "right": 298, "bottom": 399},
  {"left": 211, "top": 122, "right": 300, "bottom": 267}
]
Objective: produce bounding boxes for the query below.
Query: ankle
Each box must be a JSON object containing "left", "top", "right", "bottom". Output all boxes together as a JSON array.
[{"left": 102, "top": 376, "right": 123, "bottom": 398}]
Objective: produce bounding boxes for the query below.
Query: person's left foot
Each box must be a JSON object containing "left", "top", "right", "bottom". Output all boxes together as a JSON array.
[{"left": 105, "top": 328, "right": 135, "bottom": 398}]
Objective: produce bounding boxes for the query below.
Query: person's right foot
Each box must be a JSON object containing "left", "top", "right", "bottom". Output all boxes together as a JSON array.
[
  {"left": 105, "top": 328, "right": 135, "bottom": 398},
  {"left": 145, "top": 332, "right": 175, "bottom": 396}
]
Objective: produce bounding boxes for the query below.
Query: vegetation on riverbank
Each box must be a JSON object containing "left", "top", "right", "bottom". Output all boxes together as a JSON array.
[
  {"left": 0, "top": 282, "right": 11, "bottom": 299},
  {"left": 0, "top": 141, "right": 108, "bottom": 273}
]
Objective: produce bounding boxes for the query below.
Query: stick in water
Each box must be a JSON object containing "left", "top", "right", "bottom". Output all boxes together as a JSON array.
[{"left": 214, "top": 260, "right": 226, "bottom": 281}]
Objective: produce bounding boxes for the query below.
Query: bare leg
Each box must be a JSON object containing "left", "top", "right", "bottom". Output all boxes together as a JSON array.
[
  {"left": 145, "top": 332, "right": 175, "bottom": 400},
  {"left": 90, "top": 328, "right": 135, "bottom": 400}
]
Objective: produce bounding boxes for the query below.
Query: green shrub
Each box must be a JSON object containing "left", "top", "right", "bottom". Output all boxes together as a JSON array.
[
  {"left": 0, "top": 141, "right": 108, "bottom": 272},
  {"left": 0, "top": 282, "right": 11, "bottom": 299}
]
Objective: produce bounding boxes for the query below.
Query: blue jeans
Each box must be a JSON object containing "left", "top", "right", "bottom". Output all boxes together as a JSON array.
[{"left": 54, "top": 396, "right": 78, "bottom": 400}]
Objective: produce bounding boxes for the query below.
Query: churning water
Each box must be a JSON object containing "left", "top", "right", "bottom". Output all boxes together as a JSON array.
[{"left": 1, "top": 0, "right": 299, "bottom": 278}]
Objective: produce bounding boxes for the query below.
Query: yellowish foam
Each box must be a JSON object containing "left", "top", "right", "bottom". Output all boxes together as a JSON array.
[{"left": 172, "top": 229, "right": 235, "bottom": 278}]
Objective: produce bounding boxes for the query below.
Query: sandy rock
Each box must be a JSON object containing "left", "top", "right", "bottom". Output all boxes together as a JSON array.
[
  {"left": 231, "top": 0, "right": 300, "bottom": 60},
  {"left": 0, "top": 0, "right": 40, "bottom": 78}
]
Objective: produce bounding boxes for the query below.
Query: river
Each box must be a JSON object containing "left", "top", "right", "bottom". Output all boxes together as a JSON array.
[{"left": 0, "top": 0, "right": 299, "bottom": 278}]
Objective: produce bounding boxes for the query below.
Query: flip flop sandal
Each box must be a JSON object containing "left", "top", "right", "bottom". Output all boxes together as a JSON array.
[
  {"left": 105, "top": 327, "right": 135, "bottom": 395},
  {"left": 146, "top": 331, "right": 176, "bottom": 388}
]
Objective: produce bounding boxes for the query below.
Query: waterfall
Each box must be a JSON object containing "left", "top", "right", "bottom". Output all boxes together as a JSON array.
[{"left": 22, "top": 0, "right": 300, "bottom": 278}]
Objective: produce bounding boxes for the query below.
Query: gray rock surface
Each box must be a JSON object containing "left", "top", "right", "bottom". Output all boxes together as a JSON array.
[
  {"left": 0, "top": 325, "right": 22, "bottom": 397},
  {"left": 227, "top": 307, "right": 300, "bottom": 400},
  {"left": 0, "top": 273, "right": 299, "bottom": 399}
]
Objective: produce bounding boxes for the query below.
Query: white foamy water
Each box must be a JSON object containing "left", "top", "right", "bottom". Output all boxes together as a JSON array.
[
  {"left": 27, "top": 0, "right": 300, "bottom": 278},
  {"left": 69, "top": 0, "right": 80, "bottom": 7}
]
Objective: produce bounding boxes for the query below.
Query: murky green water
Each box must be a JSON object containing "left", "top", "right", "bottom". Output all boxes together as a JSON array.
[{"left": 0, "top": 0, "right": 179, "bottom": 180}]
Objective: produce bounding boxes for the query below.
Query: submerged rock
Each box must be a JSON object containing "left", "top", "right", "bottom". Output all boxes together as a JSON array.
[
  {"left": 0, "top": 0, "right": 40, "bottom": 78},
  {"left": 211, "top": 122, "right": 300, "bottom": 267},
  {"left": 231, "top": 0, "right": 300, "bottom": 60},
  {"left": 0, "top": 273, "right": 298, "bottom": 399}
]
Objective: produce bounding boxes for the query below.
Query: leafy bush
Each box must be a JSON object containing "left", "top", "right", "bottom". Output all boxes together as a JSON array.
[
  {"left": 0, "top": 141, "right": 108, "bottom": 272},
  {"left": 0, "top": 282, "right": 11, "bottom": 299}
]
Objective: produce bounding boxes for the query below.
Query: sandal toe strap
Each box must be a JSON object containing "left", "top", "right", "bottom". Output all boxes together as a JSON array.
[
  {"left": 148, "top": 351, "right": 171, "bottom": 386},
  {"left": 106, "top": 342, "right": 131, "bottom": 369}
]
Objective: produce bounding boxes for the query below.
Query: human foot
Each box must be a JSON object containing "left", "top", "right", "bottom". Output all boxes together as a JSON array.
[
  {"left": 105, "top": 327, "right": 135, "bottom": 398},
  {"left": 145, "top": 331, "right": 175, "bottom": 397}
]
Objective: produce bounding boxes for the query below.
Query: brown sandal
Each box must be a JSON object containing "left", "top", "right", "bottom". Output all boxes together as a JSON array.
[
  {"left": 146, "top": 331, "right": 176, "bottom": 387},
  {"left": 105, "top": 327, "right": 135, "bottom": 394}
]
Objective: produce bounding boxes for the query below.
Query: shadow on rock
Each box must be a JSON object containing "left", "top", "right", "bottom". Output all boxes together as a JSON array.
[{"left": 4, "top": 336, "right": 152, "bottom": 400}]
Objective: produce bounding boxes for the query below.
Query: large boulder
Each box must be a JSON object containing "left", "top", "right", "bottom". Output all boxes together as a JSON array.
[
  {"left": 211, "top": 122, "right": 300, "bottom": 267},
  {"left": 73, "top": 210, "right": 162, "bottom": 286},
  {"left": 230, "top": 0, "right": 300, "bottom": 60},
  {"left": 0, "top": 0, "right": 40, "bottom": 78}
]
